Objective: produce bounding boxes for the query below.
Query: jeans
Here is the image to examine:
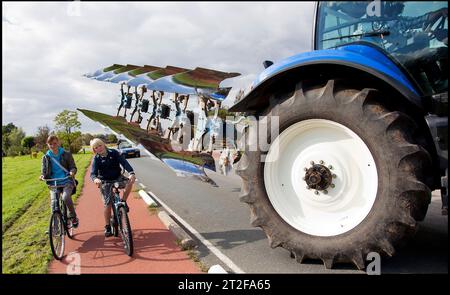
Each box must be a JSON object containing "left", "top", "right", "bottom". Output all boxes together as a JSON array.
[{"left": 50, "top": 183, "right": 76, "bottom": 218}]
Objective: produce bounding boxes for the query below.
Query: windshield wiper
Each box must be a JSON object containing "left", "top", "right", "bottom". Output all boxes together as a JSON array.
[{"left": 321, "top": 30, "right": 390, "bottom": 42}]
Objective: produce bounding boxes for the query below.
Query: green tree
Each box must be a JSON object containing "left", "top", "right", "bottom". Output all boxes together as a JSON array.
[
  {"left": 2, "top": 123, "right": 17, "bottom": 135},
  {"left": 57, "top": 130, "right": 82, "bottom": 154},
  {"left": 71, "top": 135, "right": 84, "bottom": 154},
  {"left": 21, "top": 136, "right": 35, "bottom": 149},
  {"left": 6, "top": 127, "right": 26, "bottom": 156},
  {"left": 2, "top": 133, "right": 10, "bottom": 155},
  {"left": 7, "top": 145, "right": 23, "bottom": 157},
  {"left": 54, "top": 110, "right": 81, "bottom": 150},
  {"left": 34, "top": 125, "right": 51, "bottom": 152},
  {"left": 2, "top": 123, "right": 18, "bottom": 155},
  {"left": 93, "top": 133, "right": 108, "bottom": 143},
  {"left": 81, "top": 133, "right": 94, "bottom": 146},
  {"left": 106, "top": 133, "right": 118, "bottom": 144}
]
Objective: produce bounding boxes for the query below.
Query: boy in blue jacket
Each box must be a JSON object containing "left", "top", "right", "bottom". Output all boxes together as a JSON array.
[{"left": 40, "top": 135, "right": 79, "bottom": 227}]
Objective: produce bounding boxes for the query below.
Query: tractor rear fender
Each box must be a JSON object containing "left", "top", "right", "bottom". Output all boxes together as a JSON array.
[
  {"left": 230, "top": 43, "right": 446, "bottom": 190},
  {"left": 229, "top": 44, "right": 423, "bottom": 113}
]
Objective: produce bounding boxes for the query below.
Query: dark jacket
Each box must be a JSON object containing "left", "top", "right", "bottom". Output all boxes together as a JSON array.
[
  {"left": 91, "top": 148, "right": 134, "bottom": 181},
  {"left": 41, "top": 149, "right": 77, "bottom": 179}
]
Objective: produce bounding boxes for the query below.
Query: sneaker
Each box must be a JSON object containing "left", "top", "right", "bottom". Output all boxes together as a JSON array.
[
  {"left": 71, "top": 217, "right": 79, "bottom": 228},
  {"left": 104, "top": 225, "right": 113, "bottom": 237}
]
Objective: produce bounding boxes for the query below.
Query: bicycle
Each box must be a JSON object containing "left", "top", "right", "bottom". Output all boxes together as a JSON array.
[
  {"left": 101, "top": 179, "right": 134, "bottom": 256},
  {"left": 43, "top": 176, "right": 76, "bottom": 260}
]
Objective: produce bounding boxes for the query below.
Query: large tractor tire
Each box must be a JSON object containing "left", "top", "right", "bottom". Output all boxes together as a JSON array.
[{"left": 236, "top": 79, "right": 432, "bottom": 269}]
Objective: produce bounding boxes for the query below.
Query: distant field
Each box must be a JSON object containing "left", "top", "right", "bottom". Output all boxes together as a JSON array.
[{"left": 2, "top": 152, "right": 93, "bottom": 273}]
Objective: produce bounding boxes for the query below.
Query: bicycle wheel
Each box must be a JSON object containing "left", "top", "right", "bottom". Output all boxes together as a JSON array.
[
  {"left": 62, "top": 202, "right": 74, "bottom": 239},
  {"left": 118, "top": 207, "right": 133, "bottom": 256},
  {"left": 49, "top": 212, "right": 65, "bottom": 260}
]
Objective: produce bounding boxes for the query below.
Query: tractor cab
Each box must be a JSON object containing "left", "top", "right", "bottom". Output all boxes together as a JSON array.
[{"left": 315, "top": 1, "right": 448, "bottom": 97}]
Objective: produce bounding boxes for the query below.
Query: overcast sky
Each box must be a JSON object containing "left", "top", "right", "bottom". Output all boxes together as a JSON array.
[{"left": 3, "top": 1, "right": 315, "bottom": 135}]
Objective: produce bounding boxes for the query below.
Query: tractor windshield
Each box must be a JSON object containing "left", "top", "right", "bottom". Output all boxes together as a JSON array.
[{"left": 316, "top": 1, "right": 448, "bottom": 96}]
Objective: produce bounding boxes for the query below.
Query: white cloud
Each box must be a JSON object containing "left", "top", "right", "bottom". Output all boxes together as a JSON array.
[{"left": 2, "top": 1, "right": 315, "bottom": 135}]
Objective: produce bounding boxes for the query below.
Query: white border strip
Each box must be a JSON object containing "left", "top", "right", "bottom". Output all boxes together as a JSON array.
[
  {"left": 139, "top": 190, "right": 157, "bottom": 206},
  {"left": 147, "top": 190, "right": 245, "bottom": 274}
]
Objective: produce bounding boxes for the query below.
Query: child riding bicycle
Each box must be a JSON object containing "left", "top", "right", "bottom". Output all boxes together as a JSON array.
[
  {"left": 90, "top": 138, "right": 136, "bottom": 237},
  {"left": 39, "top": 135, "right": 79, "bottom": 228}
]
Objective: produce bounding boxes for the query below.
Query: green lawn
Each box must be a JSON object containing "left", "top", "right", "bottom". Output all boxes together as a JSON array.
[
  {"left": 2, "top": 153, "right": 48, "bottom": 233},
  {"left": 2, "top": 152, "right": 93, "bottom": 273}
]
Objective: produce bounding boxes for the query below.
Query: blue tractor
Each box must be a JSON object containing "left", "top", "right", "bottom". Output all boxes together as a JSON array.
[{"left": 229, "top": 1, "right": 448, "bottom": 269}]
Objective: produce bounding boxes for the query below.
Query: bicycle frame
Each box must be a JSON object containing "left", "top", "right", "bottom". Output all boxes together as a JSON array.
[
  {"left": 44, "top": 176, "right": 75, "bottom": 259},
  {"left": 111, "top": 185, "right": 126, "bottom": 226},
  {"left": 44, "top": 177, "right": 74, "bottom": 234},
  {"left": 101, "top": 179, "right": 133, "bottom": 255},
  {"left": 45, "top": 177, "right": 69, "bottom": 210}
]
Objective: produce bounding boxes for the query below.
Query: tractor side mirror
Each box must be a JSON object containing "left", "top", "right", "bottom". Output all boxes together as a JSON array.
[{"left": 263, "top": 60, "right": 274, "bottom": 69}]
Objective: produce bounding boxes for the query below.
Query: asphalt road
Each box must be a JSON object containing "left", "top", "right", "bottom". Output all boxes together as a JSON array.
[{"left": 128, "top": 154, "right": 448, "bottom": 274}]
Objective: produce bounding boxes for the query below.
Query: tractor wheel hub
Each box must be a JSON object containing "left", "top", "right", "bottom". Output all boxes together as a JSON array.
[{"left": 304, "top": 164, "right": 333, "bottom": 191}]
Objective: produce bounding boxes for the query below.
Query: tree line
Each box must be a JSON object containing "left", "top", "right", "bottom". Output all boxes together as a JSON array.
[{"left": 2, "top": 110, "right": 117, "bottom": 157}]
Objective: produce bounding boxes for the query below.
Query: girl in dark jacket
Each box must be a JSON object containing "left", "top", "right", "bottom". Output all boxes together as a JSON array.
[{"left": 90, "top": 138, "right": 136, "bottom": 237}]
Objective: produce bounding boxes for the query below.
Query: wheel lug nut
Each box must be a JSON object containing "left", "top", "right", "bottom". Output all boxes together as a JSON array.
[
  {"left": 306, "top": 186, "right": 311, "bottom": 190},
  {"left": 304, "top": 168, "right": 308, "bottom": 171},
  {"left": 323, "top": 190, "right": 328, "bottom": 194},
  {"left": 319, "top": 160, "right": 324, "bottom": 164},
  {"left": 310, "top": 161, "right": 315, "bottom": 165},
  {"left": 314, "top": 191, "right": 319, "bottom": 195},
  {"left": 328, "top": 165, "right": 333, "bottom": 169},
  {"left": 332, "top": 174, "right": 337, "bottom": 178},
  {"left": 330, "top": 183, "right": 335, "bottom": 188}
]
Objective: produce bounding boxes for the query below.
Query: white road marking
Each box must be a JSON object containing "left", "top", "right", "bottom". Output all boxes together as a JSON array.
[
  {"left": 147, "top": 190, "right": 244, "bottom": 274},
  {"left": 208, "top": 264, "right": 228, "bottom": 274}
]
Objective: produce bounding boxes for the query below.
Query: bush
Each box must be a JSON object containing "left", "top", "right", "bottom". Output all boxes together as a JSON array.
[
  {"left": 21, "top": 136, "right": 35, "bottom": 150},
  {"left": 22, "top": 147, "right": 31, "bottom": 155},
  {"left": 7, "top": 145, "right": 23, "bottom": 157},
  {"left": 69, "top": 137, "right": 83, "bottom": 154}
]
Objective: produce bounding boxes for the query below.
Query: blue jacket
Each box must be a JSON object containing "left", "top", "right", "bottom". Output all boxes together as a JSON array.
[
  {"left": 91, "top": 148, "right": 135, "bottom": 181},
  {"left": 41, "top": 147, "right": 77, "bottom": 184}
]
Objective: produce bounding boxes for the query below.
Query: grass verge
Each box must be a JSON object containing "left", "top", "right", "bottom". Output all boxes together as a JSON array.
[{"left": 2, "top": 153, "right": 92, "bottom": 273}]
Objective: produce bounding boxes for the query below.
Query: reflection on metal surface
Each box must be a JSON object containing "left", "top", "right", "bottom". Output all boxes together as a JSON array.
[
  {"left": 173, "top": 67, "right": 240, "bottom": 89},
  {"left": 162, "top": 158, "right": 218, "bottom": 187},
  {"left": 84, "top": 64, "right": 124, "bottom": 78},
  {"left": 78, "top": 108, "right": 219, "bottom": 185},
  {"left": 82, "top": 63, "right": 242, "bottom": 185}
]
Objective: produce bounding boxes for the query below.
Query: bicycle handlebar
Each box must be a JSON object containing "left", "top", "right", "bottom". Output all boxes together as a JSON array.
[
  {"left": 100, "top": 177, "right": 129, "bottom": 184},
  {"left": 42, "top": 176, "right": 72, "bottom": 182},
  {"left": 42, "top": 176, "right": 74, "bottom": 188}
]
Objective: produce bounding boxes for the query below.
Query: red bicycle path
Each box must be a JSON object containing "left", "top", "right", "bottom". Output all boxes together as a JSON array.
[{"left": 48, "top": 159, "right": 201, "bottom": 274}]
